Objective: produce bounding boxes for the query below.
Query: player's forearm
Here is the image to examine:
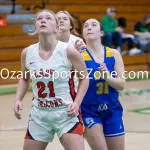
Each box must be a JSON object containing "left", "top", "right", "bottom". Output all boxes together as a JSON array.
[
  {"left": 105, "top": 77, "right": 125, "bottom": 91},
  {"left": 74, "top": 77, "right": 89, "bottom": 105},
  {"left": 15, "top": 78, "right": 30, "bottom": 102}
]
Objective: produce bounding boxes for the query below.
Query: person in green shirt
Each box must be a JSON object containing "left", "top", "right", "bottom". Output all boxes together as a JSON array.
[
  {"left": 101, "top": 8, "right": 123, "bottom": 52},
  {"left": 133, "top": 14, "right": 150, "bottom": 53}
]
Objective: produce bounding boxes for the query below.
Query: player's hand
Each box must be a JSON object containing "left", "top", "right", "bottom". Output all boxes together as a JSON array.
[
  {"left": 67, "top": 102, "right": 79, "bottom": 117},
  {"left": 14, "top": 100, "right": 23, "bottom": 120},
  {"left": 98, "top": 63, "right": 110, "bottom": 80},
  {"left": 75, "top": 40, "right": 86, "bottom": 53}
]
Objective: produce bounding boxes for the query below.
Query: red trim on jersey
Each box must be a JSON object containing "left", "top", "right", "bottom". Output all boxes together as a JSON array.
[
  {"left": 25, "top": 129, "right": 34, "bottom": 140},
  {"left": 68, "top": 72, "right": 76, "bottom": 101},
  {"left": 67, "top": 110, "right": 84, "bottom": 135},
  {"left": 67, "top": 122, "right": 83, "bottom": 135},
  {"left": 72, "top": 122, "right": 83, "bottom": 135},
  {"left": 78, "top": 109, "right": 83, "bottom": 125},
  {"left": 68, "top": 72, "right": 84, "bottom": 126}
]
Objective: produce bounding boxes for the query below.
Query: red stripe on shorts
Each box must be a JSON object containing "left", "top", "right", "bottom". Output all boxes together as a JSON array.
[
  {"left": 67, "top": 122, "right": 83, "bottom": 135},
  {"left": 25, "top": 129, "right": 34, "bottom": 140}
]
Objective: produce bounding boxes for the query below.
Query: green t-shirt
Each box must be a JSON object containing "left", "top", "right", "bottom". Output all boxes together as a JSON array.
[
  {"left": 134, "top": 21, "right": 150, "bottom": 32},
  {"left": 100, "top": 15, "right": 118, "bottom": 33}
]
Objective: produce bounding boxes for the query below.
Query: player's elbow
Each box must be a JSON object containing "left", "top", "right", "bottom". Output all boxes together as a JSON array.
[
  {"left": 118, "top": 85, "right": 124, "bottom": 91},
  {"left": 118, "top": 79, "right": 125, "bottom": 91},
  {"left": 80, "top": 73, "right": 89, "bottom": 88},
  {"left": 81, "top": 74, "right": 89, "bottom": 87}
]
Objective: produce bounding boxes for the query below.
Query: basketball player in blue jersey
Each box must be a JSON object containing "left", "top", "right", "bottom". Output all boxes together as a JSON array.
[
  {"left": 80, "top": 19, "right": 125, "bottom": 150},
  {"left": 13, "top": 9, "right": 89, "bottom": 150}
]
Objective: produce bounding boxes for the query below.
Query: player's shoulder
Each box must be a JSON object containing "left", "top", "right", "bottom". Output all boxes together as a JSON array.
[
  {"left": 70, "top": 34, "right": 76, "bottom": 38},
  {"left": 21, "top": 48, "right": 27, "bottom": 57},
  {"left": 57, "top": 40, "right": 68, "bottom": 46},
  {"left": 67, "top": 43, "right": 81, "bottom": 61},
  {"left": 26, "top": 42, "right": 39, "bottom": 51},
  {"left": 22, "top": 42, "right": 39, "bottom": 57},
  {"left": 67, "top": 43, "right": 78, "bottom": 54},
  {"left": 106, "top": 47, "right": 121, "bottom": 58},
  {"left": 70, "top": 34, "right": 83, "bottom": 42}
]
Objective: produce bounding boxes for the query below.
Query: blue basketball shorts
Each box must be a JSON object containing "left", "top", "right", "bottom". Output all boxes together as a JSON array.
[{"left": 81, "top": 103, "right": 125, "bottom": 137}]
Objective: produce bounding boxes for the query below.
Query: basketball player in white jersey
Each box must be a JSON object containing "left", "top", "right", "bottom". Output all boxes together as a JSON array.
[
  {"left": 14, "top": 9, "right": 89, "bottom": 150},
  {"left": 56, "top": 11, "right": 85, "bottom": 47},
  {"left": 56, "top": 11, "right": 86, "bottom": 92}
]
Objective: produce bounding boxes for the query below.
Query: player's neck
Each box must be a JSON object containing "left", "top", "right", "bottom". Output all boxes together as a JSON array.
[
  {"left": 58, "top": 30, "right": 70, "bottom": 43},
  {"left": 39, "top": 34, "right": 57, "bottom": 51},
  {"left": 87, "top": 39, "right": 103, "bottom": 54}
]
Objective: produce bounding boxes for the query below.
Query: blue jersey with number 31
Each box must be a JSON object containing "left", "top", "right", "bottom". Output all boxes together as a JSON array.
[{"left": 81, "top": 47, "right": 121, "bottom": 109}]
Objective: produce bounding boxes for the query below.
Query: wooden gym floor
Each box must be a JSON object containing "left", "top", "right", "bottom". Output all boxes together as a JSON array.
[{"left": 0, "top": 80, "right": 150, "bottom": 150}]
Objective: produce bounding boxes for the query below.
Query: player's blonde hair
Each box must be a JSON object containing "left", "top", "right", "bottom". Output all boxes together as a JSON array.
[
  {"left": 29, "top": 9, "right": 58, "bottom": 36},
  {"left": 56, "top": 10, "right": 79, "bottom": 35}
]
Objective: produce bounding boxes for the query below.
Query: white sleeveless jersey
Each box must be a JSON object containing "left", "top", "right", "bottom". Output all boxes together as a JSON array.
[
  {"left": 26, "top": 41, "right": 76, "bottom": 108},
  {"left": 68, "top": 34, "right": 82, "bottom": 46}
]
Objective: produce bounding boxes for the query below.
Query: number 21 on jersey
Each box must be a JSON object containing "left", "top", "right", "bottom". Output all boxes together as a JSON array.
[{"left": 37, "top": 81, "right": 55, "bottom": 98}]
